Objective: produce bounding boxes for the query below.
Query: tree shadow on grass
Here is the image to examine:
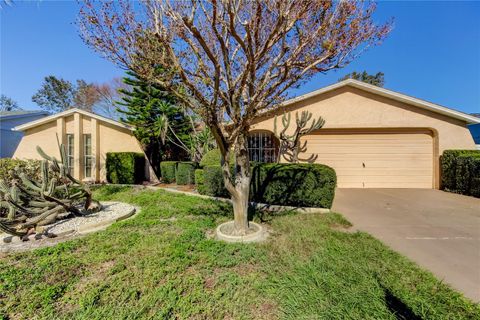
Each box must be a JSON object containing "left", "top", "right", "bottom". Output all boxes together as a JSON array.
[
  {"left": 381, "top": 285, "right": 422, "bottom": 320},
  {"left": 247, "top": 204, "right": 297, "bottom": 223}
]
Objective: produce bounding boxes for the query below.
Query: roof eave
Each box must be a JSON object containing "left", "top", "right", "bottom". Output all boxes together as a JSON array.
[
  {"left": 280, "top": 79, "right": 480, "bottom": 125},
  {"left": 13, "top": 108, "right": 134, "bottom": 131},
  {"left": 0, "top": 111, "right": 49, "bottom": 120}
]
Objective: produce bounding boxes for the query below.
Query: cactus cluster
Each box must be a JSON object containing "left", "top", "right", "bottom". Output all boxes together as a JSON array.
[
  {"left": 274, "top": 111, "right": 325, "bottom": 163},
  {"left": 0, "top": 143, "right": 101, "bottom": 238}
]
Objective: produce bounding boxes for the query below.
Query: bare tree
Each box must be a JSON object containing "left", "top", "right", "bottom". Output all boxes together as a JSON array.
[
  {"left": 0, "top": 94, "right": 20, "bottom": 111},
  {"left": 78, "top": 0, "right": 391, "bottom": 235},
  {"left": 93, "top": 78, "right": 129, "bottom": 119}
]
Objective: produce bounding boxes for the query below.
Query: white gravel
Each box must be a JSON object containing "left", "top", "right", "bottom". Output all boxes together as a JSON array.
[
  {"left": 1, "top": 201, "right": 137, "bottom": 253},
  {"left": 45, "top": 201, "right": 136, "bottom": 235}
]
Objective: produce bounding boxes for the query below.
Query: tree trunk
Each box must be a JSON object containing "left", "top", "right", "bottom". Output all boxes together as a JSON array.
[{"left": 221, "top": 132, "right": 251, "bottom": 235}]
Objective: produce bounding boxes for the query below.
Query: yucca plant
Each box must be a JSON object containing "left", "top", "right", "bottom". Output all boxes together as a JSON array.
[{"left": 0, "top": 143, "right": 101, "bottom": 238}]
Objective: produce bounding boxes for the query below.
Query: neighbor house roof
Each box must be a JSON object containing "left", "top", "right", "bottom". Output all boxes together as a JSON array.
[
  {"left": 13, "top": 108, "right": 134, "bottom": 131},
  {"left": 279, "top": 79, "right": 480, "bottom": 124},
  {"left": 0, "top": 110, "right": 49, "bottom": 120}
]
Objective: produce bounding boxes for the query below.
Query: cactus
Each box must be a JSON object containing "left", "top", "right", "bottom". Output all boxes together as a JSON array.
[
  {"left": 274, "top": 111, "right": 325, "bottom": 163},
  {"left": 0, "top": 143, "right": 102, "bottom": 239}
]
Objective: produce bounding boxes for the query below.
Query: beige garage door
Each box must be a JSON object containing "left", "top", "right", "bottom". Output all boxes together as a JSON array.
[{"left": 304, "top": 129, "right": 434, "bottom": 188}]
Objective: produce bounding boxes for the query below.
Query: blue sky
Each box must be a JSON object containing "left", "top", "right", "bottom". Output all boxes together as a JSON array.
[{"left": 1, "top": 1, "right": 479, "bottom": 114}]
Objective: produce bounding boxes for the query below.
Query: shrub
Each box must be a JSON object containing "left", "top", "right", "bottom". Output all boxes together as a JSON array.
[
  {"left": 176, "top": 162, "right": 197, "bottom": 185},
  {"left": 455, "top": 155, "right": 480, "bottom": 196},
  {"left": 201, "top": 162, "right": 337, "bottom": 208},
  {"left": 199, "top": 149, "right": 234, "bottom": 168},
  {"left": 251, "top": 163, "right": 336, "bottom": 208},
  {"left": 471, "top": 178, "right": 480, "bottom": 198},
  {"left": 0, "top": 158, "right": 41, "bottom": 186},
  {"left": 160, "top": 161, "right": 178, "bottom": 183},
  {"left": 106, "top": 152, "right": 145, "bottom": 184},
  {"left": 441, "top": 150, "right": 480, "bottom": 191},
  {"left": 195, "top": 169, "right": 206, "bottom": 194},
  {"left": 203, "top": 165, "right": 229, "bottom": 197}
]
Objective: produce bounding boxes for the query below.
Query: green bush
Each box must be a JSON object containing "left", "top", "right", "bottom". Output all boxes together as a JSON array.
[
  {"left": 160, "top": 161, "right": 178, "bottom": 183},
  {"left": 441, "top": 150, "right": 480, "bottom": 191},
  {"left": 441, "top": 150, "right": 480, "bottom": 197},
  {"left": 471, "top": 178, "right": 480, "bottom": 198},
  {"left": 201, "top": 162, "right": 337, "bottom": 208},
  {"left": 203, "top": 165, "right": 229, "bottom": 197},
  {"left": 194, "top": 169, "right": 206, "bottom": 194},
  {"left": 251, "top": 163, "right": 336, "bottom": 208},
  {"left": 455, "top": 155, "right": 480, "bottom": 196},
  {"left": 199, "top": 149, "right": 234, "bottom": 168},
  {"left": 106, "top": 152, "right": 145, "bottom": 184},
  {"left": 176, "top": 162, "right": 197, "bottom": 185},
  {"left": 0, "top": 158, "right": 42, "bottom": 186}
]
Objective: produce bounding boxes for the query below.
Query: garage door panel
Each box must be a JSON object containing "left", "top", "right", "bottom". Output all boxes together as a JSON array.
[
  {"left": 304, "top": 153, "right": 432, "bottom": 162},
  {"left": 303, "top": 159, "right": 432, "bottom": 168},
  {"left": 304, "top": 130, "right": 433, "bottom": 188},
  {"left": 307, "top": 146, "right": 431, "bottom": 154},
  {"left": 341, "top": 182, "right": 433, "bottom": 188},
  {"left": 337, "top": 175, "right": 432, "bottom": 182},
  {"left": 338, "top": 168, "right": 432, "bottom": 176}
]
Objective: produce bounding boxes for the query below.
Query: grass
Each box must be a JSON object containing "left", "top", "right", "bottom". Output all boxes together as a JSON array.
[{"left": 1, "top": 185, "right": 479, "bottom": 319}]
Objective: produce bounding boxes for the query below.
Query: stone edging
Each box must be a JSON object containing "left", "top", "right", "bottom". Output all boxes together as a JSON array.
[
  {"left": 216, "top": 221, "right": 267, "bottom": 243},
  {"left": 145, "top": 185, "right": 330, "bottom": 214},
  {"left": 76, "top": 206, "right": 138, "bottom": 235}
]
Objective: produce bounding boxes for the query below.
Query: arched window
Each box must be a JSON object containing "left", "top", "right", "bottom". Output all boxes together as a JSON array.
[{"left": 248, "top": 131, "right": 279, "bottom": 163}]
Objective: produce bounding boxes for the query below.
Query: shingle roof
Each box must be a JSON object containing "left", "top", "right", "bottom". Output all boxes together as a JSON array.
[{"left": 0, "top": 110, "right": 49, "bottom": 118}]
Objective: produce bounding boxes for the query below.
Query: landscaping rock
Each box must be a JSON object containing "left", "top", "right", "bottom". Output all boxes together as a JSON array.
[{"left": 0, "top": 201, "right": 137, "bottom": 253}]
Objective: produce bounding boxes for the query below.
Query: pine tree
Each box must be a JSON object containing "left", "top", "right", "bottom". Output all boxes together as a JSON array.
[
  {"left": 339, "top": 71, "right": 385, "bottom": 87},
  {"left": 117, "top": 71, "right": 191, "bottom": 175}
]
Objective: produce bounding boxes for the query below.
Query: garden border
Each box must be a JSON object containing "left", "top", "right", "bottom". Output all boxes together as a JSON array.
[{"left": 145, "top": 185, "right": 331, "bottom": 214}]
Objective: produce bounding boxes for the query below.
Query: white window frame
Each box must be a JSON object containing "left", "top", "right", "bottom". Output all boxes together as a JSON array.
[
  {"left": 66, "top": 134, "right": 74, "bottom": 175},
  {"left": 83, "top": 134, "right": 93, "bottom": 178}
]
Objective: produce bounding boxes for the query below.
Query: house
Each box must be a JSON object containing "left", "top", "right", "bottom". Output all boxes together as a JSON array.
[
  {"left": 12, "top": 108, "right": 155, "bottom": 182},
  {"left": 250, "top": 79, "right": 479, "bottom": 189},
  {"left": 0, "top": 110, "right": 49, "bottom": 158}
]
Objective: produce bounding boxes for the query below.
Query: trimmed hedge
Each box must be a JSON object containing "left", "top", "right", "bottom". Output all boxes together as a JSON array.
[
  {"left": 441, "top": 150, "right": 480, "bottom": 190},
  {"left": 160, "top": 161, "right": 178, "bottom": 183},
  {"left": 471, "top": 178, "right": 480, "bottom": 198},
  {"left": 176, "top": 162, "right": 197, "bottom": 185},
  {"left": 441, "top": 150, "right": 480, "bottom": 197},
  {"left": 199, "top": 149, "right": 234, "bottom": 168},
  {"left": 194, "top": 169, "right": 206, "bottom": 194},
  {"left": 455, "top": 155, "right": 480, "bottom": 196},
  {"left": 203, "top": 165, "right": 229, "bottom": 197},
  {"left": 251, "top": 163, "right": 336, "bottom": 208},
  {"left": 106, "top": 152, "right": 145, "bottom": 184},
  {"left": 199, "top": 162, "right": 336, "bottom": 208}
]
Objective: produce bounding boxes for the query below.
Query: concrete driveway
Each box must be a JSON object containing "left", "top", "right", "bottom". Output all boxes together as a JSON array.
[{"left": 332, "top": 188, "right": 480, "bottom": 302}]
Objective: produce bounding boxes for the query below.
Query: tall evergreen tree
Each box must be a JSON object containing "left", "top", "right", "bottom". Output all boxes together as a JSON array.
[
  {"left": 339, "top": 71, "right": 385, "bottom": 87},
  {"left": 117, "top": 71, "right": 191, "bottom": 175}
]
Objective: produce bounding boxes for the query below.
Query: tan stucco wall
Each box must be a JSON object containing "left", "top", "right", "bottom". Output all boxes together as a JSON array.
[
  {"left": 97, "top": 122, "right": 146, "bottom": 181},
  {"left": 251, "top": 86, "right": 476, "bottom": 188},
  {"left": 13, "top": 121, "right": 60, "bottom": 159},
  {"left": 13, "top": 112, "right": 148, "bottom": 182}
]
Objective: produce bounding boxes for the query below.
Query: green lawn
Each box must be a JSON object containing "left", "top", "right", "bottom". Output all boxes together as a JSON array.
[{"left": 1, "top": 186, "right": 479, "bottom": 319}]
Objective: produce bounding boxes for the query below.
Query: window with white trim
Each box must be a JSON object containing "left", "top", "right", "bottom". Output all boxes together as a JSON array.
[
  {"left": 66, "top": 134, "right": 74, "bottom": 175},
  {"left": 83, "top": 134, "right": 93, "bottom": 178}
]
